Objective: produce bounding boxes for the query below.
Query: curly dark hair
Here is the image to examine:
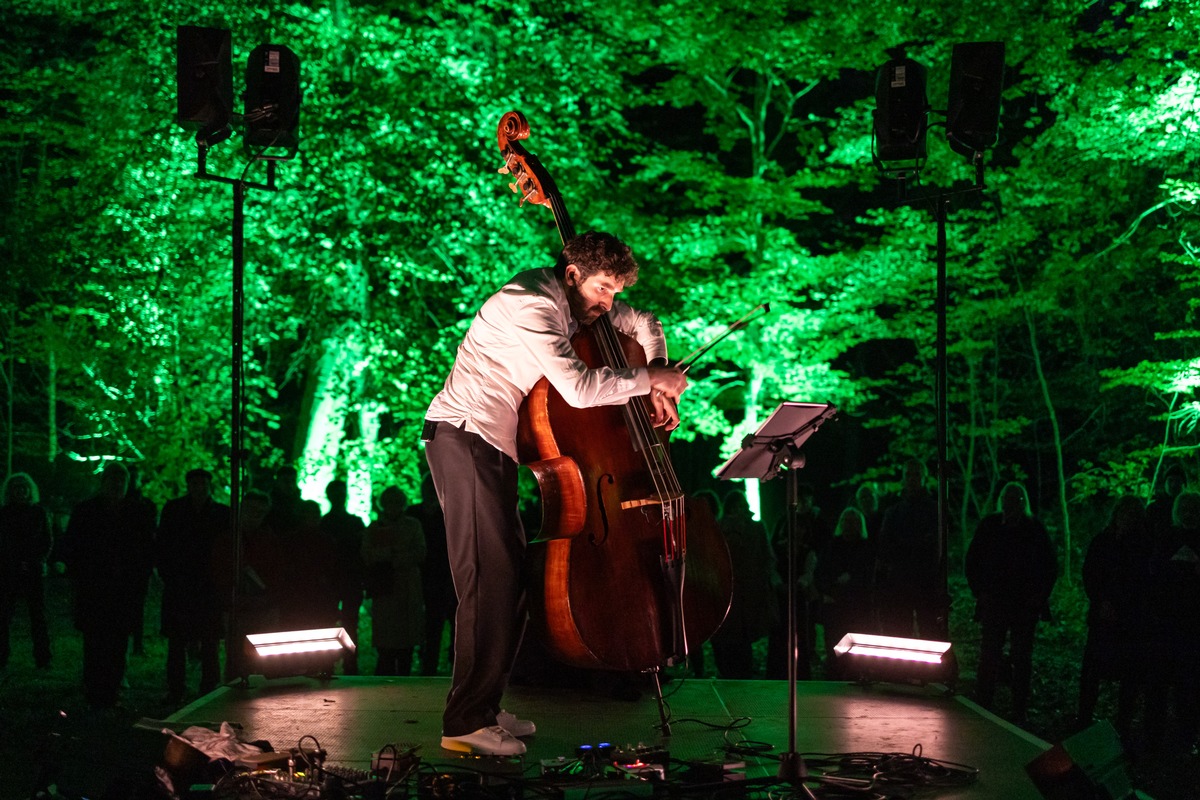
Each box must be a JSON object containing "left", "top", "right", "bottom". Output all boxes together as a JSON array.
[{"left": 554, "top": 231, "right": 639, "bottom": 285}]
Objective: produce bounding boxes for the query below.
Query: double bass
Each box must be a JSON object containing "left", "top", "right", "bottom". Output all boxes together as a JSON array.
[{"left": 496, "top": 110, "right": 733, "bottom": 676}]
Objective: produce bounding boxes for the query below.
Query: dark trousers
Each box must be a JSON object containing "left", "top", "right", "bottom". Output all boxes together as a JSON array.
[
  {"left": 0, "top": 571, "right": 51, "bottom": 667},
  {"left": 1078, "top": 626, "right": 1142, "bottom": 737},
  {"left": 1143, "top": 633, "right": 1200, "bottom": 746},
  {"left": 712, "top": 638, "right": 755, "bottom": 679},
  {"left": 129, "top": 575, "right": 151, "bottom": 653},
  {"left": 876, "top": 590, "right": 943, "bottom": 640},
  {"left": 976, "top": 610, "right": 1038, "bottom": 717},
  {"left": 425, "top": 422, "right": 527, "bottom": 737},
  {"left": 82, "top": 627, "right": 128, "bottom": 707},
  {"left": 166, "top": 636, "right": 220, "bottom": 701},
  {"left": 376, "top": 647, "right": 415, "bottom": 676},
  {"left": 422, "top": 586, "right": 456, "bottom": 676}
]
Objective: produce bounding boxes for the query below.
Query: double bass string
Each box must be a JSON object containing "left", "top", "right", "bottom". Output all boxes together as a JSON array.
[
  {"left": 592, "top": 313, "right": 687, "bottom": 563},
  {"left": 543, "top": 141, "right": 688, "bottom": 566},
  {"left": 594, "top": 308, "right": 693, "bottom": 661}
]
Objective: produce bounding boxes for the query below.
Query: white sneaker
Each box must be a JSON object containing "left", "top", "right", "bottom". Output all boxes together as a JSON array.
[
  {"left": 441, "top": 726, "right": 526, "bottom": 756},
  {"left": 496, "top": 709, "right": 536, "bottom": 737}
]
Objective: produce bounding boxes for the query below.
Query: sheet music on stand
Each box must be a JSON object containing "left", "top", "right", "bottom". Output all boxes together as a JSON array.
[{"left": 716, "top": 402, "right": 837, "bottom": 482}]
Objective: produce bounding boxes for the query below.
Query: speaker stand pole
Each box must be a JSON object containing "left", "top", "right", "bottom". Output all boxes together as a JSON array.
[{"left": 196, "top": 143, "right": 278, "bottom": 678}]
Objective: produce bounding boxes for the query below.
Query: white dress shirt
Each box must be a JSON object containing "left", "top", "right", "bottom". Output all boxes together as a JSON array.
[{"left": 425, "top": 267, "right": 668, "bottom": 461}]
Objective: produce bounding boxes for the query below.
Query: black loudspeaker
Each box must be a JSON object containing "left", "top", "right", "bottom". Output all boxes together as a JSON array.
[
  {"left": 946, "top": 41, "right": 1006, "bottom": 157},
  {"left": 176, "top": 25, "right": 232, "bottom": 135},
  {"left": 244, "top": 44, "right": 301, "bottom": 153},
  {"left": 873, "top": 56, "right": 929, "bottom": 164},
  {"left": 1025, "top": 721, "right": 1135, "bottom": 800}
]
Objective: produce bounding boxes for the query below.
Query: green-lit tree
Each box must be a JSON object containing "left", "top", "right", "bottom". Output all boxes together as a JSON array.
[{"left": 4, "top": 0, "right": 1200, "bottom": 576}]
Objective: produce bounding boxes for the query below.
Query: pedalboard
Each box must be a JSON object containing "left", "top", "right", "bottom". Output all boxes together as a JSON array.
[{"left": 539, "top": 742, "right": 670, "bottom": 783}]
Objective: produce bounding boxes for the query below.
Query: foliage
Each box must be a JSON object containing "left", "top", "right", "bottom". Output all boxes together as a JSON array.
[{"left": 2, "top": 0, "right": 1200, "bottom": 556}]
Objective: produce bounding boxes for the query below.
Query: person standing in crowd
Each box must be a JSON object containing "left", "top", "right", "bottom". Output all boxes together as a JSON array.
[
  {"left": 875, "top": 458, "right": 943, "bottom": 639},
  {"left": 711, "top": 490, "right": 776, "bottom": 679},
  {"left": 1146, "top": 465, "right": 1187, "bottom": 551},
  {"left": 817, "top": 506, "right": 876, "bottom": 677},
  {"left": 1144, "top": 490, "right": 1200, "bottom": 750},
  {"left": 321, "top": 479, "right": 366, "bottom": 675},
  {"left": 0, "top": 473, "right": 53, "bottom": 670},
  {"left": 266, "top": 466, "right": 304, "bottom": 541},
  {"left": 362, "top": 486, "right": 426, "bottom": 676},
  {"left": 124, "top": 464, "right": 157, "bottom": 657},
  {"left": 414, "top": 473, "right": 455, "bottom": 676},
  {"left": 766, "top": 484, "right": 826, "bottom": 681},
  {"left": 62, "top": 464, "right": 144, "bottom": 708},
  {"left": 277, "top": 499, "right": 339, "bottom": 632},
  {"left": 1078, "top": 495, "right": 1151, "bottom": 740},
  {"left": 855, "top": 481, "right": 883, "bottom": 552},
  {"left": 422, "top": 231, "right": 686, "bottom": 755},
  {"left": 226, "top": 489, "right": 277, "bottom": 682},
  {"left": 966, "top": 481, "right": 1058, "bottom": 722},
  {"left": 157, "top": 468, "right": 229, "bottom": 705}
]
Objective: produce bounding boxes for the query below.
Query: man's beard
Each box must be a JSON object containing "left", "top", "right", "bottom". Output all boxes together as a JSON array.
[{"left": 566, "top": 285, "right": 605, "bottom": 324}]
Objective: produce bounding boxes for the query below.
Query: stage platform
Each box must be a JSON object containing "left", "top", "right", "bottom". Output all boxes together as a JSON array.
[{"left": 163, "top": 676, "right": 1056, "bottom": 799}]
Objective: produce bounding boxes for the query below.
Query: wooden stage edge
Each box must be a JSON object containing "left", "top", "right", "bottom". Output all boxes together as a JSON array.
[{"left": 162, "top": 676, "right": 1074, "bottom": 799}]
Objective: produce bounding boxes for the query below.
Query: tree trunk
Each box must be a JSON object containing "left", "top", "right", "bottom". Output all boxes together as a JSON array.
[
  {"left": 957, "top": 353, "right": 979, "bottom": 571},
  {"left": 1023, "top": 305, "right": 1072, "bottom": 583},
  {"left": 48, "top": 348, "right": 57, "bottom": 463},
  {"left": 297, "top": 331, "right": 362, "bottom": 506},
  {"left": 742, "top": 369, "right": 766, "bottom": 520}
]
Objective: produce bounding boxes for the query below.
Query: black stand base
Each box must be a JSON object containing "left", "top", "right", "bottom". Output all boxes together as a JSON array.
[
  {"left": 777, "top": 752, "right": 807, "bottom": 780},
  {"left": 650, "top": 669, "right": 672, "bottom": 737},
  {"left": 778, "top": 752, "right": 818, "bottom": 798}
]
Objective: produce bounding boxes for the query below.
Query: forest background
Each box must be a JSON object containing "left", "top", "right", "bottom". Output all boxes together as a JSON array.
[
  {"left": 4, "top": 1, "right": 1200, "bottom": 622},
  {"left": 4, "top": 0, "right": 1200, "bottom": 798}
]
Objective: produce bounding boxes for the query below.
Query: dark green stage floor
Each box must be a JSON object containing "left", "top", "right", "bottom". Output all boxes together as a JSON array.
[{"left": 163, "top": 676, "right": 1056, "bottom": 799}]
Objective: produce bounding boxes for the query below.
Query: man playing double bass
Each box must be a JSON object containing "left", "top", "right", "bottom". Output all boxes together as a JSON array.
[{"left": 422, "top": 231, "right": 688, "bottom": 756}]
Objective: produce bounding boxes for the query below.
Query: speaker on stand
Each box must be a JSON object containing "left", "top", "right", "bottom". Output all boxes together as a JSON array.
[{"left": 176, "top": 25, "right": 232, "bottom": 146}]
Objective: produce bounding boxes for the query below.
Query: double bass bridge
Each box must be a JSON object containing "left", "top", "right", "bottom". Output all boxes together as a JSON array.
[{"left": 619, "top": 491, "right": 684, "bottom": 514}]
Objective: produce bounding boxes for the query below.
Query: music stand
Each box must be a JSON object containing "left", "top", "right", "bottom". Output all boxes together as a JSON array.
[{"left": 717, "top": 401, "right": 837, "bottom": 789}]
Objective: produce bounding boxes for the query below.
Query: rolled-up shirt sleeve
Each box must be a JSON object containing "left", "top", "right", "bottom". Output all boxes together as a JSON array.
[{"left": 609, "top": 300, "right": 668, "bottom": 365}]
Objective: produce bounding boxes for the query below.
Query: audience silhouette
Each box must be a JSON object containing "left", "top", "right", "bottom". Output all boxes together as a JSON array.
[
  {"left": 61, "top": 464, "right": 144, "bottom": 708},
  {"left": 1079, "top": 494, "right": 1150, "bottom": 741},
  {"left": 1144, "top": 489, "right": 1200, "bottom": 750},
  {"left": 710, "top": 489, "right": 775, "bottom": 679},
  {"left": 876, "top": 459, "right": 942, "bottom": 639},
  {"left": 414, "top": 473, "right": 454, "bottom": 676},
  {"left": 966, "top": 481, "right": 1058, "bottom": 723},
  {"left": 321, "top": 479, "right": 366, "bottom": 674},
  {"left": 0, "top": 472, "right": 53, "bottom": 670},
  {"left": 817, "top": 506, "right": 875, "bottom": 678},
  {"left": 362, "top": 486, "right": 426, "bottom": 676},
  {"left": 156, "top": 468, "right": 228, "bottom": 704}
]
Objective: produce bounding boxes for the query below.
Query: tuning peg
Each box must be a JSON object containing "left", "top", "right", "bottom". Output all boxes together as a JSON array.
[
  {"left": 498, "top": 165, "right": 511, "bottom": 175},
  {"left": 508, "top": 182, "right": 519, "bottom": 194}
]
